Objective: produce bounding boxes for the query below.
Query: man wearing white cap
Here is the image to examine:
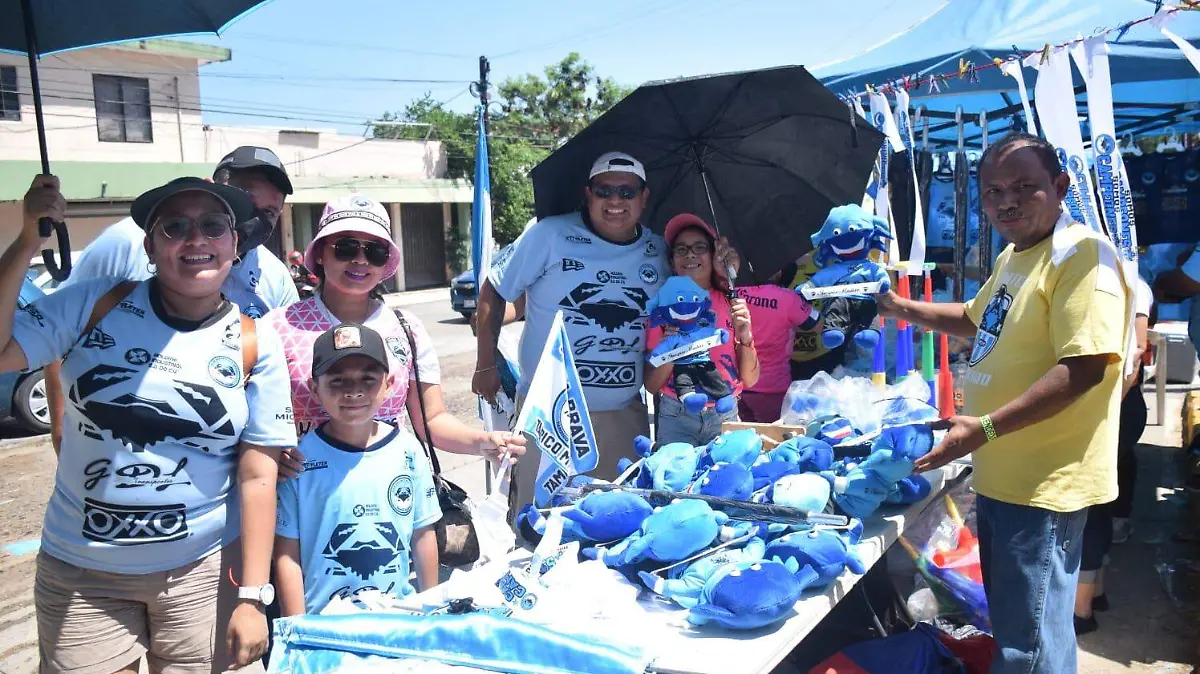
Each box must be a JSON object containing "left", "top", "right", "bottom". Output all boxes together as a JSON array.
[{"left": 473, "top": 151, "right": 738, "bottom": 514}]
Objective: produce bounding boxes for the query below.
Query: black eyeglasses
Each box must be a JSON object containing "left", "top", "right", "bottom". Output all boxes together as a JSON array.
[
  {"left": 672, "top": 241, "right": 711, "bottom": 258},
  {"left": 332, "top": 237, "right": 391, "bottom": 267},
  {"left": 154, "top": 214, "right": 234, "bottom": 240},
  {"left": 591, "top": 184, "right": 642, "bottom": 200}
]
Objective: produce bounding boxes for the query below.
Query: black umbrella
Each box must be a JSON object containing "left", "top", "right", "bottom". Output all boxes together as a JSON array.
[
  {"left": 531, "top": 65, "right": 885, "bottom": 285},
  {"left": 3, "top": 0, "right": 274, "bottom": 280}
]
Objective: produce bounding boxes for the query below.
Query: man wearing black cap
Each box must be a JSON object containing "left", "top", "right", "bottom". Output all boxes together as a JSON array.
[{"left": 24, "top": 146, "right": 299, "bottom": 454}]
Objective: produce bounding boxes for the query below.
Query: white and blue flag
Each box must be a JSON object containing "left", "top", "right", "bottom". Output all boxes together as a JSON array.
[
  {"left": 472, "top": 106, "right": 494, "bottom": 288},
  {"left": 514, "top": 311, "right": 598, "bottom": 507}
]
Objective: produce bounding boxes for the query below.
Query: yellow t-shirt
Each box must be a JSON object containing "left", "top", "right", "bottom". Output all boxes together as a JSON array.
[
  {"left": 963, "top": 221, "right": 1129, "bottom": 512},
  {"left": 790, "top": 252, "right": 831, "bottom": 362}
]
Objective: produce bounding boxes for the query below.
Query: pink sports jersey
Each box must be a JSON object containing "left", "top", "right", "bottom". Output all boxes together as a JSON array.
[
  {"left": 266, "top": 295, "right": 441, "bottom": 435},
  {"left": 736, "top": 284, "right": 818, "bottom": 394},
  {"left": 647, "top": 289, "right": 744, "bottom": 404}
]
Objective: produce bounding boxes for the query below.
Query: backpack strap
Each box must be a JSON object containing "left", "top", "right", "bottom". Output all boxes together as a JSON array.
[
  {"left": 239, "top": 313, "right": 257, "bottom": 386},
  {"left": 85, "top": 281, "right": 139, "bottom": 334},
  {"left": 394, "top": 308, "right": 442, "bottom": 476}
]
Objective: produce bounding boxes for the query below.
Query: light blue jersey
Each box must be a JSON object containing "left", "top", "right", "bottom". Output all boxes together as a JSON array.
[
  {"left": 61, "top": 217, "right": 298, "bottom": 318},
  {"left": 276, "top": 424, "right": 441, "bottom": 615},
  {"left": 490, "top": 212, "right": 668, "bottom": 411},
  {"left": 12, "top": 278, "right": 297, "bottom": 573}
]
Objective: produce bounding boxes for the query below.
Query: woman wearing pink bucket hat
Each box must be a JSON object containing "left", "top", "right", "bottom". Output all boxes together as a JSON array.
[{"left": 266, "top": 194, "right": 525, "bottom": 468}]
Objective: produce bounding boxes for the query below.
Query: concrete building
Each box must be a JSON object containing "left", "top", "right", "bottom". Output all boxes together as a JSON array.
[{"left": 0, "top": 39, "right": 472, "bottom": 290}]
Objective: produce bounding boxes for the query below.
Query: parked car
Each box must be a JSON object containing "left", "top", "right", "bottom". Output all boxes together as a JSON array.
[
  {"left": 0, "top": 278, "right": 50, "bottom": 433},
  {"left": 451, "top": 244, "right": 514, "bottom": 318},
  {"left": 27, "top": 253, "right": 79, "bottom": 295}
]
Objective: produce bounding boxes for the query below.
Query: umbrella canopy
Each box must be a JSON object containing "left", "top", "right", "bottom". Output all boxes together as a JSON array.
[
  {"left": 531, "top": 66, "right": 884, "bottom": 285},
  {"left": 3, "top": 0, "right": 273, "bottom": 280},
  {"left": 0, "top": 0, "right": 270, "bottom": 54}
]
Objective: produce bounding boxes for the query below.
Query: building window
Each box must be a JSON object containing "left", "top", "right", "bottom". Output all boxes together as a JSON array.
[
  {"left": 0, "top": 66, "right": 19, "bottom": 122},
  {"left": 93, "top": 74, "right": 152, "bottom": 143}
]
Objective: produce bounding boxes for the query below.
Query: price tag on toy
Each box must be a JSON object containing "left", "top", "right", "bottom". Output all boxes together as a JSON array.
[
  {"left": 799, "top": 280, "right": 885, "bottom": 300},
  {"left": 646, "top": 333, "right": 724, "bottom": 367}
]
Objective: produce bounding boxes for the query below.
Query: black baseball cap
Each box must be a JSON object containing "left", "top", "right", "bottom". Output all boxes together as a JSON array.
[
  {"left": 215, "top": 146, "right": 294, "bottom": 196},
  {"left": 312, "top": 323, "right": 390, "bottom": 377},
  {"left": 131, "top": 177, "right": 255, "bottom": 232}
]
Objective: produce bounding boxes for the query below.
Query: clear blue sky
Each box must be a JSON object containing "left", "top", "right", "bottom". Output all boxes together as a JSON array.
[{"left": 189, "top": 0, "right": 942, "bottom": 135}]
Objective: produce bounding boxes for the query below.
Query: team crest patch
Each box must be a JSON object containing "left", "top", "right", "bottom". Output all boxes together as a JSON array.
[
  {"left": 385, "top": 336, "right": 409, "bottom": 365},
  {"left": 334, "top": 326, "right": 362, "bottom": 350},
  {"left": 207, "top": 356, "right": 242, "bottom": 388},
  {"left": 969, "top": 285, "right": 1013, "bottom": 367},
  {"left": 388, "top": 475, "right": 414, "bottom": 516}
]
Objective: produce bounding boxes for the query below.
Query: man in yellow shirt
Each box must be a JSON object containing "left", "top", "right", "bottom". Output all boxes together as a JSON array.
[{"left": 877, "top": 133, "right": 1128, "bottom": 674}]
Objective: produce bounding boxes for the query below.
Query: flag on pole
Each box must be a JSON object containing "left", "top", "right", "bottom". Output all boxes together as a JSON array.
[
  {"left": 472, "top": 106, "right": 493, "bottom": 288},
  {"left": 514, "top": 312, "right": 599, "bottom": 507}
]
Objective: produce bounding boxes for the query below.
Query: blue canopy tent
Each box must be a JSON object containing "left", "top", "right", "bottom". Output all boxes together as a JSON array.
[{"left": 814, "top": 0, "right": 1200, "bottom": 149}]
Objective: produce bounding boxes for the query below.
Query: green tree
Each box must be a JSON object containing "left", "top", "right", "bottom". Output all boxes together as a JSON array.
[{"left": 374, "top": 54, "right": 632, "bottom": 265}]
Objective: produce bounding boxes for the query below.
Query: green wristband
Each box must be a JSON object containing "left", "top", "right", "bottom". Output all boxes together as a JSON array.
[{"left": 980, "top": 414, "right": 998, "bottom": 443}]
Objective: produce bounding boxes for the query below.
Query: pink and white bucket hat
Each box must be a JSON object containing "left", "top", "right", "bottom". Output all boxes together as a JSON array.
[{"left": 304, "top": 194, "right": 402, "bottom": 281}]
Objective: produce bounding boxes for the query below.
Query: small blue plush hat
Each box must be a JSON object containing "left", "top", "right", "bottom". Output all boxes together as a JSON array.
[{"left": 686, "top": 560, "right": 813, "bottom": 630}]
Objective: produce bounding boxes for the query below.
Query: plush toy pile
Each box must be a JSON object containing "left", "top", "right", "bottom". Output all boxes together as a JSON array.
[{"left": 515, "top": 423, "right": 936, "bottom": 631}]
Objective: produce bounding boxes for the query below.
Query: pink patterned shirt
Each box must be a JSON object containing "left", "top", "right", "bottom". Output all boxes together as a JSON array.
[{"left": 265, "top": 296, "right": 441, "bottom": 435}]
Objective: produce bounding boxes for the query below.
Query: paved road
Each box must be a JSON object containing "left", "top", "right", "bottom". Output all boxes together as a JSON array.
[{"left": 0, "top": 292, "right": 517, "bottom": 673}]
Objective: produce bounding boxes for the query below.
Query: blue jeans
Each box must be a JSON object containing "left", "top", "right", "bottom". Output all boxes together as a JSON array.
[
  {"left": 976, "top": 495, "right": 1087, "bottom": 674},
  {"left": 655, "top": 395, "right": 738, "bottom": 446}
]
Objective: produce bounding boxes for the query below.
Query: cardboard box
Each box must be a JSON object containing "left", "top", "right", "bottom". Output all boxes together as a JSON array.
[{"left": 721, "top": 421, "right": 806, "bottom": 446}]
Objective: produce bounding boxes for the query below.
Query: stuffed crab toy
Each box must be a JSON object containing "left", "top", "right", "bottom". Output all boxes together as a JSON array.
[
  {"left": 821, "top": 423, "right": 936, "bottom": 519},
  {"left": 765, "top": 526, "right": 866, "bottom": 588},
  {"left": 689, "top": 462, "right": 754, "bottom": 500},
  {"left": 515, "top": 491, "right": 654, "bottom": 545},
  {"left": 646, "top": 276, "right": 735, "bottom": 414},
  {"left": 797, "top": 204, "right": 892, "bottom": 350},
  {"left": 700, "top": 428, "right": 763, "bottom": 469},
  {"left": 687, "top": 560, "right": 811, "bottom": 630},
  {"left": 621, "top": 436, "right": 705, "bottom": 492},
  {"left": 584, "top": 499, "right": 727, "bottom": 568},
  {"left": 638, "top": 537, "right": 767, "bottom": 609}
]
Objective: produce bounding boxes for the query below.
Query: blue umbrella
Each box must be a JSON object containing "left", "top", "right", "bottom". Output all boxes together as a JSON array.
[{"left": 2, "top": 0, "right": 275, "bottom": 280}]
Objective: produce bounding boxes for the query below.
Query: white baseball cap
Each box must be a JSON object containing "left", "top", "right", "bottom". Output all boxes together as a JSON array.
[{"left": 588, "top": 151, "right": 646, "bottom": 182}]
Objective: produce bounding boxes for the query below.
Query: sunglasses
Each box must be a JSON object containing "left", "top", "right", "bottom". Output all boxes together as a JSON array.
[
  {"left": 591, "top": 184, "right": 642, "bottom": 200},
  {"left": 331, "top": 237, "right": 391, "bottom": 267},
  {"left": 154, "top": 214, "right": 234, "bottom": 240},
  {"left": 672, "top": 241, "right": 711, "bottom": 258}
]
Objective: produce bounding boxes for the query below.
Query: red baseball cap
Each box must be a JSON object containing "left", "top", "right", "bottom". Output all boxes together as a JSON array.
[{"left": 663, "top": 213, "right": 718, "bottom": 247}]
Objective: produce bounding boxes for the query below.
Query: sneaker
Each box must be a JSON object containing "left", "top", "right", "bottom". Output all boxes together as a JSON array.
[
  {"left": 1074, "top": 614, "right": 1098, "bottom": 635},
  {"left": 1112, "top": 517, "right": 1132, "bottom": 544}
]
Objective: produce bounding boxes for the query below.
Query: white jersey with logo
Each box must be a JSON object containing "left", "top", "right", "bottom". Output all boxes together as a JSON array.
[
  {"left": 275, "top": 423, "right": 440, "bottom": 615},
  {"left": 12, "top": 278, "right": 297, "bottom": 574},
  {"left": 490, "top": 212, "right": 668, "bottom": 411},
  {"left": 60, "top": 217, "right": 298, "bottom": 318}
]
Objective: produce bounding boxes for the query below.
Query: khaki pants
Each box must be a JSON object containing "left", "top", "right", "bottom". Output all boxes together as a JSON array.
[
  {"left": 509, "top": 396, "right": 649, "bottom": 516},
  {"left": 35, "top": 542, "right": 263, "bottom": 674}
]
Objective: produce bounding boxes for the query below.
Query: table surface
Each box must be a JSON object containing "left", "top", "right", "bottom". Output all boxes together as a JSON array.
[{"left": 647, "top": 460, "right": 971, "bottom": 674}]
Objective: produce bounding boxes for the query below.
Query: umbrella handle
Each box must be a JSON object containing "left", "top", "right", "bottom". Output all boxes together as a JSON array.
[{"left": 39, "top": 218, "right": 72, "bottom": 281}]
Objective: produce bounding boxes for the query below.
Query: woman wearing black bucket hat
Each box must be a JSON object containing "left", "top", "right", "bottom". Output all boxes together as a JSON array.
[{"left": 3, "top": 174, "right": 297, "bottom": 673}]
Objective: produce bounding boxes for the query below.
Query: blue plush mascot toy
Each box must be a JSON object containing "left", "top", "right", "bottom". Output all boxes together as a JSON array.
[
  {"left": 646, "top": 276, "right": 735, "bottom": 414},
  {"left": 798, "top": 204, "right": 892, "bottom": 350}
]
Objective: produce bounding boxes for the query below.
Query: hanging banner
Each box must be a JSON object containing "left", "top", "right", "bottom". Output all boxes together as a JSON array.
[
  {"left": 999, "top": 59, "right": 1037, "bottom": 136},
  {"left": 513, "top": 312, "right": 599, "bottom": 507},
  {"left": 1152, "top": 9, "right": 1200, "bottom": 76},
  {"left": 893, "top": 90, "right": 926, "bottom": 269},
  {"left": 1027, "top": 48, "right": 1103, "bottom": 234},
  {"left": 868, "top": 92, "right": 902, "bottom": 263},
  {"left": 1071, "top": 36, "right": 1139, "bottom": 266},
  {"left": 854, "top": 98, "right": 877, "bottom": 213}
]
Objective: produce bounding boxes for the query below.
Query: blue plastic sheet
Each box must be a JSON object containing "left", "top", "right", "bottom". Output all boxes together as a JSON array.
[{"left": 269, "top": 612, "right": 651, "bottom": 674}]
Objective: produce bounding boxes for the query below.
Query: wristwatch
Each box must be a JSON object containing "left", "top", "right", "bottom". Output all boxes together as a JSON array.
[{"left": 237, "top": 583, "right": 276, "bottom": 607}]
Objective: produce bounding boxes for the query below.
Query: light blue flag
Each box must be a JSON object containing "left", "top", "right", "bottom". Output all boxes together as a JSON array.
[
  {"left": 472, "top": 106, "right": 493, "bottom": 286},
  {"left": 514, "top": 311, "right": 599, "bottom": 507}
]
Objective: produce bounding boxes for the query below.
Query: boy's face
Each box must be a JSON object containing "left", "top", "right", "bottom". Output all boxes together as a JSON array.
[{"left": 309, "top": 355, "right": 393, "bottom": 425}]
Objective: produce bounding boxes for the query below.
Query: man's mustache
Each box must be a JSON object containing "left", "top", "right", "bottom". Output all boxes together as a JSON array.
[{"left": 996, "top": 209, "right": 1023, "bottom": 220}]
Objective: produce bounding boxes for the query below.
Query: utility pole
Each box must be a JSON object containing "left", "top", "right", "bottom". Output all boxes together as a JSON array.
[{"left": 478, "top": 56, "right": 491, "bottom": 138}]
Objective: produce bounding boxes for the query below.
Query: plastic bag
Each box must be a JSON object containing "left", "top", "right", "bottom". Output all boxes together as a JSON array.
[{"left": 471, "top": 458, "right": 516, "bottom": 569}]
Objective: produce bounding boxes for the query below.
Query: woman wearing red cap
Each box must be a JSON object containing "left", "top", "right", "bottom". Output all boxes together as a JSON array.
[{"left": 645, "top": 214, "right": 759, "bottom": 445}]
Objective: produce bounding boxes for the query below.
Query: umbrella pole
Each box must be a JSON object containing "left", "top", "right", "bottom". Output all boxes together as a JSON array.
[
  {"left": 697, "top": 167, "right": 741, "bottom": 298},
  {"left": 19, "top": 0, "right": 71, "bottom": 280}
]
